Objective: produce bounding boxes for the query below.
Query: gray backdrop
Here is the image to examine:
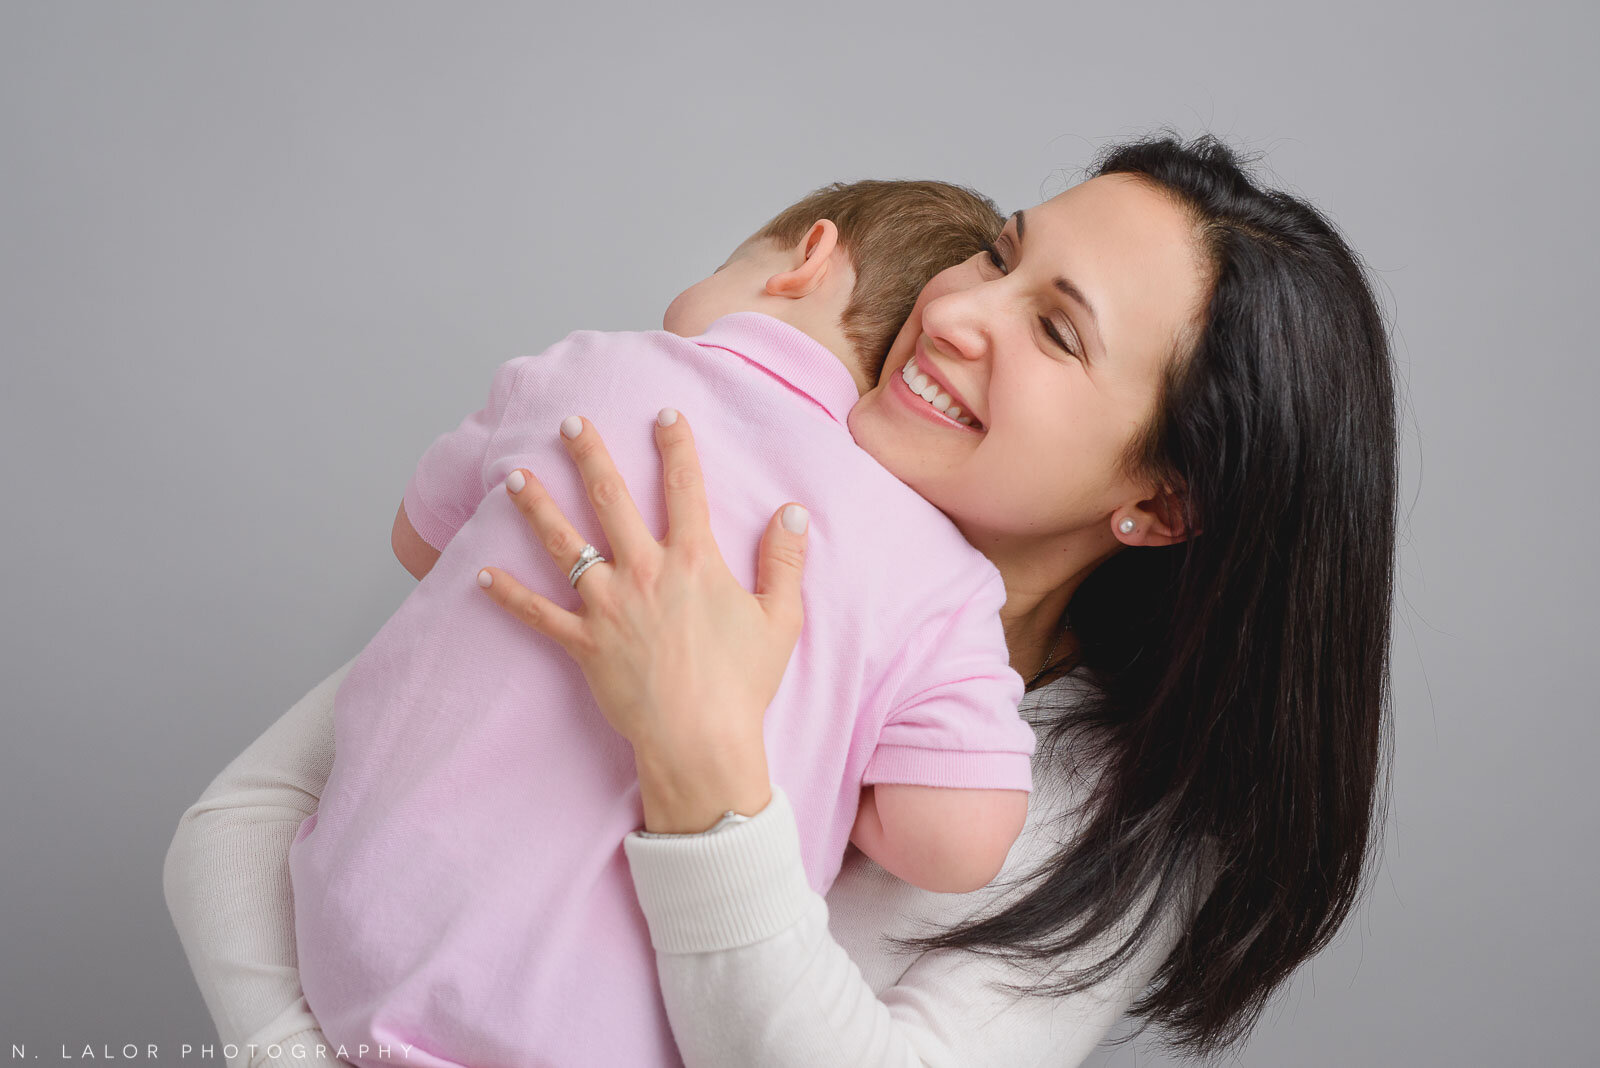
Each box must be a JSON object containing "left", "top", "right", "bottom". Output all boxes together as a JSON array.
[{"left": 3, "top": 1, "right": 1594, "bottom": 1064}]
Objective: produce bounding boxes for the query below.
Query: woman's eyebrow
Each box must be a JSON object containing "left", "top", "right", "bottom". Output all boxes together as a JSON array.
[{"left": 1014, "top": 208, "right": 1104, "bottom": 366}]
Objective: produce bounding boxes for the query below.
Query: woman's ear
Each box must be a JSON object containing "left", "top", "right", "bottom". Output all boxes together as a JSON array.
[
  {"left": 765, "top": 219, "right": 841, "bottom": 299},
  {"left": 1114, "top": 483, "right": 1199, "bottom": 547}
]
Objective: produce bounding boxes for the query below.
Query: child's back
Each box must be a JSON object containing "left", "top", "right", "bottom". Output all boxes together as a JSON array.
[
  {"left": 288, "top": 316, "right": 1034, "bottom": 1066},
  {"left": 287, "top": 178, "right": 1034, "bottom": 1067}
]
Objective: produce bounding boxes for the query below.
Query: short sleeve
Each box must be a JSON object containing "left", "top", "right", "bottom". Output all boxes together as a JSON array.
[
  {"left": 401, "top": 356, "right": 529, "bottom": 551},
  {"left": 862, "top": 570, "right": 1033, "bottom": 792}
]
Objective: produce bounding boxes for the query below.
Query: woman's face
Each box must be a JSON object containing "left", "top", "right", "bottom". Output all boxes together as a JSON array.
[{"left": 846, "top": 174, "right": 1210, "bottom": 549}]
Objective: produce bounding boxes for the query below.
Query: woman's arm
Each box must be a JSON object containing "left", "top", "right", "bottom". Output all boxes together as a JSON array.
[
  {"left": 628, "top": 781, "right": 1186, "bottom": 1067},
  {"left": 162, "top": 660, "right": 352, "bottom": 1068}
]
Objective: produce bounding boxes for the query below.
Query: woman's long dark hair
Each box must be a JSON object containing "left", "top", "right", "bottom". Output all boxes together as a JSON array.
[{"left": 889, "top": 130, "right": 1397, "bottom": 1061}]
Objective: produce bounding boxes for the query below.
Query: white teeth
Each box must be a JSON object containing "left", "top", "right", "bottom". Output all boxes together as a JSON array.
[{"left": 900, "top": 356, "right": 979, "bottom": 429}]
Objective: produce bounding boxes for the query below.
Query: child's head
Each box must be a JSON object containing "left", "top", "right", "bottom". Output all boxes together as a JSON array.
[{"left": 663, "top": 180, "right": 1004, "bottom": 394}]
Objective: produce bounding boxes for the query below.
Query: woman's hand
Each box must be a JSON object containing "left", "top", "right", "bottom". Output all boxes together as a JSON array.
[{"left": 475, "top": 408, "right": 811, "bottom": 833}]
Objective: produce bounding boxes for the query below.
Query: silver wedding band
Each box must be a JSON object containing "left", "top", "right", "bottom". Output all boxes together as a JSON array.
[{"left": 567, "top": 543, "right": 605, "bottom": 587}]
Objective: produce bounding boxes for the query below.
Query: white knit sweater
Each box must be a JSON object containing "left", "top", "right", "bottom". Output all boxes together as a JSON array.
[{"left": 163, "top": 657, "right": 1189, "bottom": 1068}]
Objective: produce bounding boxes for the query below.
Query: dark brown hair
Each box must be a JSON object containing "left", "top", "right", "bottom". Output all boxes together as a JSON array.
[
  {"left": 753, "top": 179, "right": 1004, "bottom": 382},
  {"left": 890, "top": 131, "right": 1398, "bottom": 1063}
]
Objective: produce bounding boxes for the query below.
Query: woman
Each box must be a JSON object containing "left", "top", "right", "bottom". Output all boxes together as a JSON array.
[{"left": 165, "top": 131, "right": 1396, "bottom": 1065}]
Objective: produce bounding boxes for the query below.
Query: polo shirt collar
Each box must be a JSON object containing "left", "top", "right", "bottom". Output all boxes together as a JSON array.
[{"left": 692, "top": 312, "right": 861, "bottom": 425}]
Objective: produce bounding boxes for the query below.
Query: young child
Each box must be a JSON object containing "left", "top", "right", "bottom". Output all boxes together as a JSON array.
[{"left": 288, "top": 180, "right": 1036, "bottom": 1067}]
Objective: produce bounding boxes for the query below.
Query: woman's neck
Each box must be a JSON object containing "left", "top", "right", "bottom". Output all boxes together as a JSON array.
[
  {"left": 1000, "top": 584, "right": 1077, "bottom": 683},
  {"left": 977, "top": 527, "right": 1121, "bottom": 682}
]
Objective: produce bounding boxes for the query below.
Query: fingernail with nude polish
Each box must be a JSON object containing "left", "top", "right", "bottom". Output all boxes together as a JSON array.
[
  {"left": 477, "top": 569, "right": 493, "bottom": 588},
  {"left": 505, "top": 470, "right": 526, "bottom": 494},
  {"left": 657, "top": 407, "right": 678, "bottom": 427},
  {"left": 560, "top": 415, "right": 583, "bottom": 440},
  {"left": 782, "top": 504, "right": 809, "bottom": 534}
]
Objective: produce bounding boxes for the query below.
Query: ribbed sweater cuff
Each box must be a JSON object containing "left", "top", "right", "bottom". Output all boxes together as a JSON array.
[{"left": 622, "top": 784, "right": 818, "bottom": 955}]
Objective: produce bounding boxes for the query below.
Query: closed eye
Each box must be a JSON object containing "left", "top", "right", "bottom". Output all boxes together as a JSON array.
[
  {"left": 990, "top": 228, "right": 1083, "bottom": 360},
  {"left": 1041, "top": 317, "right": 1080, "bottom": 359}
]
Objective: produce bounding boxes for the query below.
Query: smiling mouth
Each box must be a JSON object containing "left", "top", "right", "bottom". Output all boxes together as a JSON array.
[{"left": 900, "top": 356, "right": 982, "bottom": 429}]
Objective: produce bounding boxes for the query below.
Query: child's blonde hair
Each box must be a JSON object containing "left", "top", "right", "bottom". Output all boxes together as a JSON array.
[{"left": 753, "top": 179, "right": 1004, "bottom": 381}]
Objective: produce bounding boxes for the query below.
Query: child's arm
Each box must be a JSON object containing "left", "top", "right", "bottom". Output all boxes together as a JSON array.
[
  {"left": 848, "top": 783, "right": 1028, "bottom": 894},
  {"left": 394, "top": 353, "right": 532, "bottom": 579},
  {"left": 391, "top": 500, "right": 441, "bottom": 580}
]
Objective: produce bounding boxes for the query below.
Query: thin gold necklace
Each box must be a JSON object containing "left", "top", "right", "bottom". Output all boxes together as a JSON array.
[{"left": 1027, "top": 620, "right": 1071, "bottom": 688}]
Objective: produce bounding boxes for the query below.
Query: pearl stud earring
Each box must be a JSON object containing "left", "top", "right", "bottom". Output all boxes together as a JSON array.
[{"left": 1118, "top": 517, "right": 1136, "bottom": 534}]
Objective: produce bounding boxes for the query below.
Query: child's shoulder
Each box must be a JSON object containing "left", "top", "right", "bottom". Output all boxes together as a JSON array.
[
  {"left": 489, "top": 327, "right": 705, "bottom": 386},
  {"left": 527, "top": 325, "right": 691, "bottom": 359}
]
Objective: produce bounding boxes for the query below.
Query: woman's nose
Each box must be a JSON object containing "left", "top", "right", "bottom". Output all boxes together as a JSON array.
[{"left": 920, "top": 285, "right": 991, "bottom": 364}]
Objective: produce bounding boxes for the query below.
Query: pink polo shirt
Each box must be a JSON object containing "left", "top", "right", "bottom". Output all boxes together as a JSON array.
[{"left": 287, "top": 312, "right": 1033, "bottom": 1068}]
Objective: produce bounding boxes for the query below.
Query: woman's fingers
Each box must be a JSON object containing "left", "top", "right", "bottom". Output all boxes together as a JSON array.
[
  {"left": 503, "top": 466, "right": 611, "bottom": 592},
  {"left": 754, "top": 502, "right": 809, "bottom": 640},
  {"left": 652, "top": 408, "right": 712, "bottom": 548},
  {"left": 475, "top": 566, "right": 586, "bottom": 651},
  {"left": 557, "top": 416, "right": 659, "bottom": 564}
]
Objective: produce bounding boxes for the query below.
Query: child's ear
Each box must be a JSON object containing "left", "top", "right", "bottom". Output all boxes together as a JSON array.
[{"left": 765, "top": 219, "right": 841, "bottom": 299}]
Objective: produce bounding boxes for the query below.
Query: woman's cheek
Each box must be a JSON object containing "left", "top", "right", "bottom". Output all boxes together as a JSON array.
[{"left": 881, "top": 260, "right": 981, "bottom": 365}]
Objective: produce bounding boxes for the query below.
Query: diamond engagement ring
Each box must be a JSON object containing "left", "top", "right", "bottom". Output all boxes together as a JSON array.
[{"left": 567, "top": 543, "right": 606, "bottom": 587}]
